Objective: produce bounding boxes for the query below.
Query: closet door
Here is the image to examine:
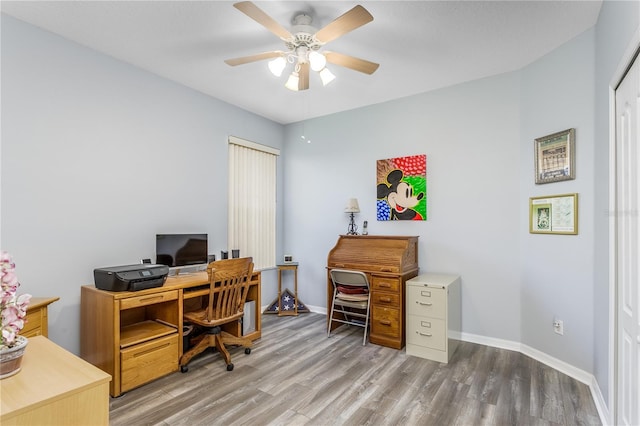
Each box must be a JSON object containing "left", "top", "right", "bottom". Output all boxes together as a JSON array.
[{"left": 615, "top": 50, "right": 639, "bottom": 426}]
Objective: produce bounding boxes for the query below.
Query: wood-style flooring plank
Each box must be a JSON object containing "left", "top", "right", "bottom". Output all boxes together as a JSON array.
[{"left": 109, "top": 313, "right": 601, "bottom": 426}]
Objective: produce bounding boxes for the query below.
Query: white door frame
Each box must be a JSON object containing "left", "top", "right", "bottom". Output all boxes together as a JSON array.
[{"left": 609, "top": 27, "right": 640, "bottom": 426}]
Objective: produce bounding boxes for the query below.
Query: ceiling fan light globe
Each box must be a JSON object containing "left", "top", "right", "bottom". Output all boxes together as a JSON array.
[
  {"left": 268, "top": 57, "right": 286, "bottom": 77},
  {"left": 309, "top": 51, "right": 327, "bottom": 72},
  {"left": 319, "top": 68, "right": 336, "bottom": 86},
  {"left": 285, "top": 72, "right": 300, "bottom": 91}
]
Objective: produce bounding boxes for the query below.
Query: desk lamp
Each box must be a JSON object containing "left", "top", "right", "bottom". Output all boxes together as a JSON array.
[{"left": 345, "top": 198, "right": 360, "bottom": 235}]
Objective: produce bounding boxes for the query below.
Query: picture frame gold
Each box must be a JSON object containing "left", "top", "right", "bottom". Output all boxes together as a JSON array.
[
  {"left": 529, "top": 193, "right": 578, "bottom": 235},
  {"left": 534, "top": 128, "right": 575, "bottom": 184}
]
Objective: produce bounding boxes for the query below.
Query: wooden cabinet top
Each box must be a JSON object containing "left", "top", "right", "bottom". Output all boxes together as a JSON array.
[
  {"left": 0, "top": 336, "right": 111, "bottom": 421},
  {"left": 327, "top": 235, "right": 419, "bottom": 275},
  {"left": 26, "top": 297, "right": 59, "bottom": 311},
  {"left": 82, "top": 270, "right": 260, "bottom": 300}
]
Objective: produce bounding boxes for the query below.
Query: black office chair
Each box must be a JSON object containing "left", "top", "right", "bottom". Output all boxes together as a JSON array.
[{"left": 327, "top": 269, "right": 371, "bottom": 345}]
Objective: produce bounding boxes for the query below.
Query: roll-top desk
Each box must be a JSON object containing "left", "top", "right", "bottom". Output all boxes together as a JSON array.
[{"left": 327, "top": 235, "right": 419, "bottom": 349}]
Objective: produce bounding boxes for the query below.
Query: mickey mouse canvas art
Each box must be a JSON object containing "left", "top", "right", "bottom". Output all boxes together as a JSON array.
[{"left": 377, "top": 154, "right": 427, "bottom": 221}]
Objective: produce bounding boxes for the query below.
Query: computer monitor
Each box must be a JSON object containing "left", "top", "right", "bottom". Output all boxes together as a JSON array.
[{"left": 155, "top": 233, "right": 208, "bottom": 268}]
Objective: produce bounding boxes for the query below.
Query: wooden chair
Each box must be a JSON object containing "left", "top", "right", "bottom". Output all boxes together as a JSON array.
[{"left": 179, "top": 257, "right": 254, "bottom": 372}]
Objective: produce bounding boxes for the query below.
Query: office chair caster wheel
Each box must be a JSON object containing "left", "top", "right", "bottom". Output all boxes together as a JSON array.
[
  {"left": 226, "top": 363, "right": 234, "bottom": 371},
  {"left": 245, "top": 348, "right": 251, "bottom": 354},
  {"left": 181, "top": 365, "right": 188, "bottom": 373}
]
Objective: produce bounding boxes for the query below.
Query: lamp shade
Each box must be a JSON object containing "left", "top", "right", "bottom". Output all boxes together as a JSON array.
[
  {"left": 285, "top": 72, "right": 299, "bottom": 91},
  {"left": 309, "top": 51, "right": 327, "bottom": 72},
  {"left": 268, "top": 56, "right": 286, "bottom": 77},
  {"left": 319, "top": 67, "right": 336, "bottom": 86},
  {"left": 344, "top": 198, "right": 360, "bottom": 213}
]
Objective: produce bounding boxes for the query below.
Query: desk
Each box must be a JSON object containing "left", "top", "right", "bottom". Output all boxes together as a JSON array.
[
  {"left": 277, "top": 263, "right": 298, "bottom": 316},
  {"left": 80, "top": 270, "right": 261, "bottom": 397},
  {"left": 327, "top": 235, "right": 419, "bottom": 349},
  {"left": 21, "top": 297, "right": 59, "bottom": 338},
  {"left": 0, "top": 336, "right": 111, "bottom": 425}
]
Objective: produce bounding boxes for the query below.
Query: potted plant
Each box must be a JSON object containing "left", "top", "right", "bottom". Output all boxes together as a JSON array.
[{"left": 1, "top": 251, "right": 31, "bottom": 379}]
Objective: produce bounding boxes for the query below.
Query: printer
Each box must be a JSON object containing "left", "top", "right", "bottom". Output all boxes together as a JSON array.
[{"left": 94, "top": 264, "right": 170, "bottom": 292}]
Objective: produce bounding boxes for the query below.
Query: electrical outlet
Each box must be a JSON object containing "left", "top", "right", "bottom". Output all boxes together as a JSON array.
[{"left": 553, "top": 319, "right": 564, "bottom": 335}]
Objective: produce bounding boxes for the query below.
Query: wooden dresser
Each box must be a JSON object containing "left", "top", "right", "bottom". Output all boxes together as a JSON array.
[
  {"left": 327, "top": 235, "right": 419, "bottom": 349},
  {"left": 21, "top": 297, "right": 59, "bottom": 338}
]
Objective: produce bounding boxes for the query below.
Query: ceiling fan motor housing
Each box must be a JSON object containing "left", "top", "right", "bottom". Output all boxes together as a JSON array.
[{"left": 286, "top": 14, "right": 322, "bottom": 52}]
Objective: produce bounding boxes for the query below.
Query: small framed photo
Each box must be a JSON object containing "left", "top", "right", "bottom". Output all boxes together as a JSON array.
[
  {"left": 529, "top": 193, "right": 578, "bottom": 235},
  {"left": 283, "top": 255, "right": 293, "bottom": 263},
  {"left": 534, "top": 128, "right": 575, "bottom": 184}
]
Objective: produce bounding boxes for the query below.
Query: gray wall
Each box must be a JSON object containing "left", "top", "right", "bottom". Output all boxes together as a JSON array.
[
  {"left": 282, "top": 72, "right": 523, "bottom": 342},
  {"left": 520, "top": 29, "right": 595, "bottom": 373},
  {"left": 1, "top": 15, "right": 285, "bottom": 354}
]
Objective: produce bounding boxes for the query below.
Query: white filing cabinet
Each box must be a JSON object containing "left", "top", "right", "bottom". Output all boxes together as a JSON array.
[{"left": 406, "top": 273, "right": 461, "bottom": 363}]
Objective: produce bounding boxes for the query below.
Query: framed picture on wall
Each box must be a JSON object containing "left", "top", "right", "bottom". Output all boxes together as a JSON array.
[
  {"left": 534, "top": 128, "right": 575, "bottom": 184},
  {"left": 529, "top": 193, "right": 578, "bottom": 235}
]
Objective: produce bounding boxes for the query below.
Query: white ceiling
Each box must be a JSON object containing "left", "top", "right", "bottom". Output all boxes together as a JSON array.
[{"left": 1, "top": 1, "right": 602, "bottom": 125}]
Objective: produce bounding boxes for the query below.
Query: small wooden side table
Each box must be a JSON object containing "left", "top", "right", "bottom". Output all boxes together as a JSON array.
[{"left": 277, "top": 262, "right": 298, "bottom": 316}]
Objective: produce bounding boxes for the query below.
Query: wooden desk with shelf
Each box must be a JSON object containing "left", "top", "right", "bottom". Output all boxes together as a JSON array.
[{"left": 80, "top": 270, "right": 261, "bottom": 397}]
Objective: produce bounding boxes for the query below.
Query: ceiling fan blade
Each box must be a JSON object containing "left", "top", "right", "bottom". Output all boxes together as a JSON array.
[
  {"left": 233, "top": 1, "right": 292, "bottom": 41},
  {"left": 324, "top": 51, "right": 379, "bottom": 75},
  {"left": 314, "top": 5, "right": 373, "bottom": 44},
  {"left": 298, "top": 63, "right": 310, "bottom": 90},
  {"left": 225, "top": 51, "right": 284, "bottom": 66}
]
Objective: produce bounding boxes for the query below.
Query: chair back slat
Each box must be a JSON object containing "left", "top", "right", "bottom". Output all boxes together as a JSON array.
[{"left": 206, "top": 257, "right": 254, "bottom": 322}]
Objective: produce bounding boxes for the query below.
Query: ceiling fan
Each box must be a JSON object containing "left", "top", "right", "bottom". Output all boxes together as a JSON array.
[{"left": 225, "top": 1, "right": 379, "bottom": 91}]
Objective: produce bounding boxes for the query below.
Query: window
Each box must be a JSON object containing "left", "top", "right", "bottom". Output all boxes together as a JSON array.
[{"left": 228, "top": 136, "right": 279, "bottom": 270}]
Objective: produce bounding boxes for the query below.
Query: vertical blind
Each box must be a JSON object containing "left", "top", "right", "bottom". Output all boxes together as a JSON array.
[{"left": 228, "top": 136, "right": 279, "bottom": 270}]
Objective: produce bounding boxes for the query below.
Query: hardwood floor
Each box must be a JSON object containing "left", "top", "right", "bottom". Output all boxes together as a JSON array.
[{"left": 109, "top": 313, "right": 601, "bottom": 425}]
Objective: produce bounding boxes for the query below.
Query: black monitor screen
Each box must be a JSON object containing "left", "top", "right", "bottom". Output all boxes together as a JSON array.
[{"left": 155, "top": 234, "right": 208, "bottom": 267}]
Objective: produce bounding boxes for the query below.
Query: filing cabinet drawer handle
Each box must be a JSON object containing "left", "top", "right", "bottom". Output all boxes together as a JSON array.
[
  {"left": 421, "top": 290, "right": 431, "bottom": 297},
  {"left": 417, "top": 301, "right": 433, "bottom": 306},
  {"left": 417, "top": 331, "right": 433, "bottom": 337}
]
